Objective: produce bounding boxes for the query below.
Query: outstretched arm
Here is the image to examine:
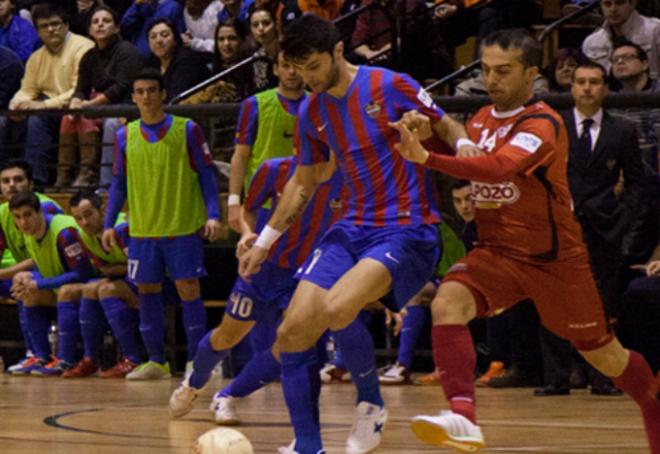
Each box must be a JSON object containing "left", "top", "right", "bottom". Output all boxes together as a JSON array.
[{"left": 238, "top": 162, "right": 328, "bottom": 278}]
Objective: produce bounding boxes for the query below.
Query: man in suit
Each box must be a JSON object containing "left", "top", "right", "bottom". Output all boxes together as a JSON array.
[{"left": 535, "top": 60, "right": 648, "bottom": 397}]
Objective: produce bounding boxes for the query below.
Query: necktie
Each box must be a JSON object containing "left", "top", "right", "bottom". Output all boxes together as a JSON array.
[{"left": 577, "top": 118, "right": 594, "bottom": 167}]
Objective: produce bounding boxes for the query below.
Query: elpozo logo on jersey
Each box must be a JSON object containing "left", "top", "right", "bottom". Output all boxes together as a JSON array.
[{"left": 471, "top": 181, "right": 520, "bottom": 209}]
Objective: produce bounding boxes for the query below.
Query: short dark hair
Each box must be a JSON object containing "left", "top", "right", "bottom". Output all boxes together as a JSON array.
[
  {"left": 133, "top": 67, "right": 164, "bottom": 91},
  {"left": 88, "top": 5, "right": 119, "bottom": 32},
  {"left": 0, "top": 159, "right": 33, "bottom": 182},
  {"left": 281, "top": 15, "right": 341, "bottom": 62},
  {"left": 32, "top": 3, "right": 69, "bottom": 25},
  {"left": 612, "top": 39, "right": 648, "bottom": 62},
  {"left": 480, "top": 29, "right": 543, "bottom": 69},
  {"left": 70, "top": 189, "right": 102, "bottom": 210},
  {"left": 572, "top": 60, "right": 608, "bottom": 82},
  {"left": 9, "top": 191, "right": 40, "bottom": 212},
  {"left": 450, "top": 179, "right": 471, "bottom": 192}
]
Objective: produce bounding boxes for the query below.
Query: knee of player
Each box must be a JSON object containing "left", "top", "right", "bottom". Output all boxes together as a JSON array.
[
  {"left": 431, "top": 288, "right": 475, "bottom": 324},
  {"left": 175, "top": 279, "right": 200, "bottom": 300},
  {"left": 96, "top": 281, "right": 118, "bottom": 300},
  {"left": 275, "top": 321, "right": 309, "bottom": 351},
  {"left": 57, "top": 284, "right": 80, "bottom": 302},
  {"left": 138, "top": 283, "right": 162, "bottom": 295}
]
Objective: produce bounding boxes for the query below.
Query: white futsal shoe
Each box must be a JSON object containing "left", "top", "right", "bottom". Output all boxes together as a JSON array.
[
  {"left": 277, "top": 440, "right": 325, "bottom": 454},
  {"left": 168, "top": 377, "right": 201, "bottom": 418},
  {"left": 411, "top": 410, "right": 485, "bottom": 452},
  {"left": 210, "top": 393, "right": 240, "bottom": 425},
  {"left": 345, "top": 401, "right": 388, "bottom": 454}
]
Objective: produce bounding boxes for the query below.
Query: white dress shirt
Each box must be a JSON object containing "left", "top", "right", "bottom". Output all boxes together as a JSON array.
[{"left": 573, "top": 108, "right": 603, "bottom": 152}]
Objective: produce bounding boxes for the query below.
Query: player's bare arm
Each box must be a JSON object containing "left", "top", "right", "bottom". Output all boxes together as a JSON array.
[
  {"left": 0, "top": 258, "right": 33, "bottom": 280},
  {"left": 389, "top": 121, "right": 429, "bottom": 164},
  {"left": 238, "top": 162, "right": 326, "bottom": 278},
  {"left": 236, "top": 206, "right": 257, "bottom": 259},
  {"left": 227, "top": 144, "right": 251, "bottom": 232},
  {"left": 396, "top": 111, "right": 482, "bottom": 158}
]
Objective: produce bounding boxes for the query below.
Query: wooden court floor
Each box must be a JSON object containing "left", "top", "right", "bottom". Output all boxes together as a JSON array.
[{"left": 0, "top": 373, "right": 650, "bottom": 453}]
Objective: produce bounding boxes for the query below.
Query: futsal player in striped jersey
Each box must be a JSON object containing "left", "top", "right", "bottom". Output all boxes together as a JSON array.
[
  {"left": 61, "top": 191, "right": 142, "bottom": 378},
  {"left": 0, "top": 160, "right": 64, "bottom": 373},
  {"left": 239, "top": 15, "right": 475, "bottom": 454},
  {"left": 9, "top": 192, "right": 93, "bottom": 376},
  {"left": 103, "top": 68, "right": 222, "bottom": 380},
  {"left": 169, "top": 155, "right": 345, "bottom": 424}
]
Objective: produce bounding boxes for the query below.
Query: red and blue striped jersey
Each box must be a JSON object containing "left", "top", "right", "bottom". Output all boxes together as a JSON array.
[
  {"left": 245, "top": 156, "right": 345, "bottom": 270},
  {"left": 295, "top": 66, "right": 443, "bottom": 226}
]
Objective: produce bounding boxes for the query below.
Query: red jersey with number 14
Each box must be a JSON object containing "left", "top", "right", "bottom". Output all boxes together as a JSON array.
[{"left": 466, "top": 100, "right": 585, "bottom": 262}]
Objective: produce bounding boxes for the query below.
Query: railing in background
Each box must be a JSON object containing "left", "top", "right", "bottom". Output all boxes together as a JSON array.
[{"left": 424, "top": 1, "right": 600, "bottom": 92}]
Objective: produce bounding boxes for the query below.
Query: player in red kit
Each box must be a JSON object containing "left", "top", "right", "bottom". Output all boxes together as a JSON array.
[{"left": 391, "top": 29, "right": 659, "bottom": 453}]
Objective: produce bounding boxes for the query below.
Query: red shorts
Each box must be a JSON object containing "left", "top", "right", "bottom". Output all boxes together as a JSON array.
[{"left": 443, "top": 247, "right": 608, "bottom": 342}]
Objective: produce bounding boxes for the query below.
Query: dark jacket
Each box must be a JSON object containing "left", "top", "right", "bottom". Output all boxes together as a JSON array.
[
  {"left": 73, "top": 36, "right": 144, "bottom": 104},
  {"left": 148, "top": 46, "right": 211, "bottom": 102},
  {"left": 562, "top": 109, "right": 649, "bottom": 259}
]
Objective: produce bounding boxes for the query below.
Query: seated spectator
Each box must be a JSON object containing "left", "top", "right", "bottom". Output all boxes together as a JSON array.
[
  {"left": 182, "top": 18, "right": 255, "bottom": 104},
  {"left": 120, "top": 0, "right": 185, "bottom": 56},
  {"left": 277, "top": 0, "right": 345, "bottom": 27},
  {"left": 620, "top": 253, "right": 660, "bottom": 373},
  {"left": 546, "top": 47, "right": 589, "bottom": 92},
  {"left": 582, "top": 0, "right": 660, "bottom": 79},
  {"left": 248, "top": 7, "right": 278, "bottom": 91},
  {"left": 0, "top": 0, "right": 40, "bottom": 63},
  {"left": 69, "top": 0, "right": 105, "bottom": 36},
  {"left": 0, "top": 46, "right": 24, "bottom": 163},
  {"left": 61, "top": 6, "right": 143, "bottom": 189},
  {"left": 8, "top": 4, "right": 94, "bottom": 186},
  {"left": 610, "top": 40, "right": 660, "bottom": 181},
  {"left": 349, "top": 0, "right": 394, "bottom": 64},
  {"left": 349, "top": 0, "right": 454, "bottom": 80},
  {"left": 611, "top": 40, "right": 660, "bottom": 92},
  {"left": 217, "top": 0, "right": 254, "bottom": 29},
  {"left": 147, "top": 18, "right": 211, "bottom": 102},
  {"left": 182, "top": 0, "right": 223, "bottom": 56}
]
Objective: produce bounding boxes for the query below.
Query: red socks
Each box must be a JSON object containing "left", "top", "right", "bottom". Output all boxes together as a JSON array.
[
  {"left": 611, "top": 351, "right": 659, "bottom": 453},
  {"left": 432, "top": 324, "right": 477, "bottom": 423}
]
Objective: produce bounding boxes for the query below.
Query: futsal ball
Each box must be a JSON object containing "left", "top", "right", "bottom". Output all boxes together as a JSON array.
[{"left": 192, "top": 428, "right": 254, "bottom": 454}]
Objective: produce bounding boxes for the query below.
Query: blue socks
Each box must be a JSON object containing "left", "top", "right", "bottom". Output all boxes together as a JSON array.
[
  {"left": 17, "top": 301, "right": 34, "bottom": 354},
  {"left": 101, "top": 297, "right": 141, "bottom": 363},
  {"left": 182, "top": 297, "right": 206, "bottom": 361},
  {"left": 189, "top": 331, "right": 228, "bottom": 389},
  {"left": 79, "top": 298, "right": 104, "bottom": 362},
  {"left": 57, "top": 301, "right": 80, "bottom": 364},
  {"left": 138, "top": 292, "right": 166, "bottom": 364},
  {"left": 281, "top": 349, "right": 323, "bottom": 454},
  {"left": 221, "top": 349, "right": 280, "bottom": 398},
  {"left": 24, "top": 306, "right": 52, "bottom": 359},
  {"left": 333, "top": 315, "right": 384, "bottom": 407},
  {"left": 396, "top": 305, "right": 427, "bottom": 369}
]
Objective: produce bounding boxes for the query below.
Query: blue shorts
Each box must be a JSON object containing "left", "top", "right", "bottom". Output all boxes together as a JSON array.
[
  {"left": 227, "top": 261, "right": 296, "bottom": 322},
  {"left": 296, "top": 220, "right": 440, "bottom": 312},
  {"left": 127, "top": 234, "right": 206, "bottom": 284}
]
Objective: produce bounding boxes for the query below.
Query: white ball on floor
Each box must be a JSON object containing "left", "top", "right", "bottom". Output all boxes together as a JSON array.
[{"left": 192, "top": 428, "right": 253, "bottom": 454}]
